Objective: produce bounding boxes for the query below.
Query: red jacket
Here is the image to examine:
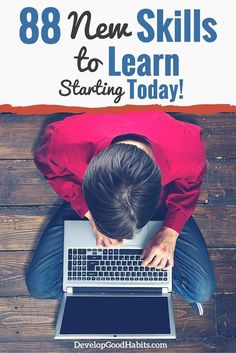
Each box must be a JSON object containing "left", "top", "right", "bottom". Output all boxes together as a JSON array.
[{"left": 34, "top": 111, "right": 207, "bottom": 234}]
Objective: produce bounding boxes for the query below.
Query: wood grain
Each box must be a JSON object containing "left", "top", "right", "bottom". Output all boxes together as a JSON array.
[
  {"left": 207, "top": 160, "right": 236, "bottom": 205},
  {"left": 216, "top": 293, "right": 236, "bottom": 337},
  {"left": 210, "top": 249, "right": 236, "bottom": 294}
]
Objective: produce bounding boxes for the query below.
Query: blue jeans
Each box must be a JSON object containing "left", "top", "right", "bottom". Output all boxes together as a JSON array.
[{"left": 25, "top": 202, "right": 216, "bottom": 302}]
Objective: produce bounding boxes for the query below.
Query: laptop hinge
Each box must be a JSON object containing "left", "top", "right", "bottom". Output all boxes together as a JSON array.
[
  {"left": 72, "top": 287, "right": 163, "bottom": 294},
  {"left": 66, "top": 287, "right": 73, "bottom": 294}
]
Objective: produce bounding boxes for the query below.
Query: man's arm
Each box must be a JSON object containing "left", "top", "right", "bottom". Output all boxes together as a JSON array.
[{"left": 142, "top": 164, "right": 207, "bottom": 268}]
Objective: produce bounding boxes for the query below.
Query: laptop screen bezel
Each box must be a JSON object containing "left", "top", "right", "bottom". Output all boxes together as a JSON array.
[{"left": 55, "top": 292, "right": 176, "bottom": 339}]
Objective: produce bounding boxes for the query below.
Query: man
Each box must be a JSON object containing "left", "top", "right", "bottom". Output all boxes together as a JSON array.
[{"left": 26, "top": 110, "right": 216, "bottom": 314}]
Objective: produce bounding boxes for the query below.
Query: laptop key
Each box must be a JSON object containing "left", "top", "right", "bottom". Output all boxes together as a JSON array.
[
  {"left": 87, "top": 271, "right": 97, "bottom": 276},
  {"left": 87, "top": 265, "right": 95, "bottom": 271},
  {"left": 87, "top": 255, "right": 102, "bottom": 260},
  {"left": 120, "top": 249, "right": 142, "bottom": 254}
]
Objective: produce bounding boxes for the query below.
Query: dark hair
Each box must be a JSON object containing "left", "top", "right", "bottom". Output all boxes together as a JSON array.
[{"left": 82, "top": 143, "right": 161, "bottom": 240}]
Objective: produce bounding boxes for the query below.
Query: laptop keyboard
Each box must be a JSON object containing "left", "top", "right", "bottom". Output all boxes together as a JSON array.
[{"left": 67, "top": 248, "right": 168, "bottom": 283}]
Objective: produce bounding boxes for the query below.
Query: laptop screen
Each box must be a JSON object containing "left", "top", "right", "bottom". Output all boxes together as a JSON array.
[{"left": 60, "top": 296, "right": 171, "bottom": 335}]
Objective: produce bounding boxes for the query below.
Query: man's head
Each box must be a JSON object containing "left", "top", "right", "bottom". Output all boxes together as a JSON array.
[{"left": 82, "top": 142, "right": 161, "bottom": 240}]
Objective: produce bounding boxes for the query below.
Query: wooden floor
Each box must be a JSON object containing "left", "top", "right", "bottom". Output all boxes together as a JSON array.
[{"left": 0, "top": 112, "right": 236, "bottom": 353}]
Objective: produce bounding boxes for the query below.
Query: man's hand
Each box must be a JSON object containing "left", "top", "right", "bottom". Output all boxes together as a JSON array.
[
  {"left": 85, "top": 210, "right": 123, "bottom": 249},
  {"left": 141, "top": 227, "right": 178, "bottom": 269}
]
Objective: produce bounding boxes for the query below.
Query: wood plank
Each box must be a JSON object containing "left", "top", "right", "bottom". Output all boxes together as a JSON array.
[
  {"left": 0, "top": 250, "right": 235, "bottom": 297},
  {"left": 171, "top": 112, "right": 236, "bottom": 159},
  {"left": 0, "top": 205, "right": 235, "bottom": 251},
  {"left": 194, "top": 206, "right": 236, "bottom": 248},
  {"left": 207, "top": 160, "right": 236, "bottom": 205},
  {"left": 0, "top": 296, "right": 215, "bottom": 341},
  {"left": 216, "top": 293, "right": 236, "bottom": 337},
  {"left": 0, "top": 113, "right": 236, "bottom": 159},
  {"left": 0, "top": 251, "right": 31, "bottom": 296},
  {"left": 0, "top": 160, "right": 60, "bottom": 205},
  {"left": 0, "top": 338, "right": 235, "bottom": 353},
  {"left": 0, "top": 114, "right": 74, "bottom": 160},
  {"left": 0, "top": 159, "right": 208, "bottom": 205},
  {"left": 209, "top": 249, "right": 236, "bottom": 295},
  {"left": 0, "top": 206, "right": 57, "bottom": 250}
]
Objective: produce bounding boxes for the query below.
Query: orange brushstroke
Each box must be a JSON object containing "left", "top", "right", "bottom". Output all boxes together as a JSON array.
[{"left": 0, "top": 103, "right": 236, "bottom": 115}]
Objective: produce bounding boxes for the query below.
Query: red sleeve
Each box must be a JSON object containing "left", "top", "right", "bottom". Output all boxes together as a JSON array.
[
  {"left": 163, "top": 163, "right": 207, "bottom": 234},
  {"left": 34, "top": 123, "right": 88, "bottom": 218}
]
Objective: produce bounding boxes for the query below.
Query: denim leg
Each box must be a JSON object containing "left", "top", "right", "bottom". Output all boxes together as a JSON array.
[
  {"left": 25, "top": 202, "right": 81, "bottom": 299},
  {"left": 172, "top": 216, "right": 216, "bottom": 303}
]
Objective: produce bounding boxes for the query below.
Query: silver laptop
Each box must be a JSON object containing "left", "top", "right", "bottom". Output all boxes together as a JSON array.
[{"left": 55, "top": 220, "right": 176, "bottom": 339}]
